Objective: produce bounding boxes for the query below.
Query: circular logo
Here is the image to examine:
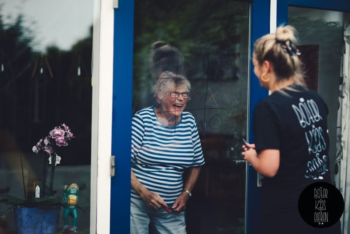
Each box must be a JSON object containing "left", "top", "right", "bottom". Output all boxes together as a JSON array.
[{"left": 298, "top": 181, "right": 344, "bottom": 228}]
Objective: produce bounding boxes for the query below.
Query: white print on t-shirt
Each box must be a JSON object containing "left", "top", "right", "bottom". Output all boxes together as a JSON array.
[
  {"left": 292, "top": 99, "right": 323, "bottom": 128},
  {"left": 304, "top": 125, "right": 327, "bottom": 155},
  {"left": 292, "top": 98, "right": 329, "bottom": 180}
]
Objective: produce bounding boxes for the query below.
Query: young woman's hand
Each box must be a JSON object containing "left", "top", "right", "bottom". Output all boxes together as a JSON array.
[
  {"left": 242, "top": 143, "right": 258, "bottom": 164},
  {"left": 140, "top": 190, "right": 168, "bottom": 210},
  {"left": 242, "top": 143, "right": 256, "bottom": 151}
]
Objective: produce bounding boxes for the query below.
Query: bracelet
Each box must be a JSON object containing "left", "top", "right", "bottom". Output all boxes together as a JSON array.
[{"left": 183, "top": 189, "right": 192, "bottom": 197}]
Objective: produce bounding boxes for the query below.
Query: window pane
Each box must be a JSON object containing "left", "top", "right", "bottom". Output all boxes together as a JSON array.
[
  {"left": 133, "top": 1, "right": 249, "bottom": 233},
  {"left": 0, "top": 0, "right": 94, "bottom": 232},
  {"left": 289, "top": 7, "right": 350, "bottom": 181}
]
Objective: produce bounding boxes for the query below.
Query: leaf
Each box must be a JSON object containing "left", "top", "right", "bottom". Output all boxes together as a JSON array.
[
  {"left": 0, "top": 195, "right": 61, "bottom": 208},
  {"left": 27, "top": 196, "right": 61, "bottom": 207},
  {"left": 0, "top": 195, "right": 25, "bottom": 205}
]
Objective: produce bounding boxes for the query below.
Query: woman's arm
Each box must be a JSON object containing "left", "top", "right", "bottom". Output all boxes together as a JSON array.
[
  {"left": 183, "top": 166, "right": 201, "bottom": 192},
  {"left": 243, "top": 144, "right": 280, "bottom": 177},
  {"left": 131, "top": 171, "right": 167, "bottom": 210},
  {"left": 172, "top": 166, "right": 202, "bottom": 212}
]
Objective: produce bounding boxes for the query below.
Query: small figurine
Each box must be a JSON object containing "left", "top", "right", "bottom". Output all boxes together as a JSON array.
[{"left": 62, "top": 183, "right": 79, "bottom": 233}]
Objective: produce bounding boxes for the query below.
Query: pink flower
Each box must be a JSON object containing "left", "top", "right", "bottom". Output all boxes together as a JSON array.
[
  {"left": 61, "top": 123, "right": 69, "bottom": 131},
  {"left": 43, "top": 146, "right": 53, "bottom": 154},
  {"left": 44, "top": 137, "right": 50, "bottom": 145},
  {"left": 61, "top": 123, "right": 75, "bottom": 139},
  {"left": 33, "top": 124, "right": 74, "bottom": 156},
  {"left": 50, "top": 128, "right": 65, "bottom": 139},
  {"left": 55, "top": 137, "right": 68, "bottom": 147},
  {"left": 33, "top": 139, "right": 43, "bottom": 154},
  {"left": 66, "top": 131, "right": 74, "bottom": 139},
  {"left": 36, "top": 139, "right": 43, "bottom": 148}
]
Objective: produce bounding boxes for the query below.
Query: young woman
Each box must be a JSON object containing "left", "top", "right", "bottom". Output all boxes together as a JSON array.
[{"left": 243, "top": 25, "right": 341, "bottom": 234}]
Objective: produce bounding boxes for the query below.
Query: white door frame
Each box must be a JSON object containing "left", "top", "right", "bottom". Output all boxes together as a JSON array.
[{"left": 90, "top": 0, "right": 114, "bottom": 233}]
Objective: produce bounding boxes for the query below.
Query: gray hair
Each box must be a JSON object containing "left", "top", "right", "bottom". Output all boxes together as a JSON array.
[{"left": 153, "top": 72, "right": 191, "bottom": 99}]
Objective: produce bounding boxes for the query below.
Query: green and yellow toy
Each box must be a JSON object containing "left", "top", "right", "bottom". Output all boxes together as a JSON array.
[{"left": 62, "top": 183, "right": 79, "bottom": 232}]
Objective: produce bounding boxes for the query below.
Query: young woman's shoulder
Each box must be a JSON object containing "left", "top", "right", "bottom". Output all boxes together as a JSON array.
[{"left": 269, "top": 86, "right": 328, "bottom": 114}]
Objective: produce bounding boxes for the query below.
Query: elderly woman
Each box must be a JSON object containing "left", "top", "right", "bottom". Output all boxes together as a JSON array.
[{"left": 130, "top": 71, "right": 205, "bottom": 234}]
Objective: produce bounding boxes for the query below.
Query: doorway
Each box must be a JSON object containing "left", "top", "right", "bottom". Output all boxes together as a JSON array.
[{"left": 132, "top": 1, "right": 250, "bottom": 233}]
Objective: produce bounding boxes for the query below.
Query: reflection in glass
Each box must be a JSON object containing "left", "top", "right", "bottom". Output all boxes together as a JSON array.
[
  {"left": 289, "top": 7, "right": 348, "bottom": 181},
  {"left": 289, "top": 8, "right": 350, "bottom": 232},
  {"left": 0, "top": 0, "right": 93, "bottom": 232},
  {"left": 133, "top": 1, "right": 250, "bottom": 233}
]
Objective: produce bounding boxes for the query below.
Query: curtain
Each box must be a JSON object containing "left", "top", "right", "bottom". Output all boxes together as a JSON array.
[{"left": 335, "top": 20, "right": 350, "bottom": 234}]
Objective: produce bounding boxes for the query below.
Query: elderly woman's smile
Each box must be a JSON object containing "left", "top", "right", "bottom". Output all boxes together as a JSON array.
[
  {"left": 156, "top": 85, "right": 188, "bottom": 125},
  {"left": 153, "top": 72, "right": 191, "bottom": 127}
]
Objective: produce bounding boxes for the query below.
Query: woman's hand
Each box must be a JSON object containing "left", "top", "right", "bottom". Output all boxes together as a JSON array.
[
  {"left": 242, "top": 143, "right": 258, "bottom": 164},
  {"left": 132, "top": 171, "right": 168, "bottom": 210},
  {"left": 140, "top": 190, "right": 168, "bottom": 210},
  {"left": 172, "top": 192, "right": 189, "bottom": 212},
  {"left": 174, "top": 166, "right": 201, "bottom": 212}
]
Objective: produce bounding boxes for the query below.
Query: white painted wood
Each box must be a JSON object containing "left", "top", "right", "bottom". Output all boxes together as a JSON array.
[
  {"left": 270, "top": 0, "right": 277, "bottom": 33},
  {"left": 90, "top": 0, "right": 114, "bottom": 233}
]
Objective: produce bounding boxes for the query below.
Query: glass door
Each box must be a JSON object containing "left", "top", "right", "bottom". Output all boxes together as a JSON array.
[
  {"left": 112, "top": 0, "right": 253, "bottom": 233},
  {"left": 132, "top": 1, "right": 250, "bottom": 233}
]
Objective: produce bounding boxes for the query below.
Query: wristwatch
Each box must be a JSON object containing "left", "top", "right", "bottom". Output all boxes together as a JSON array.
[{"left": 183, "top": 189, "right": 192, "bottom": 197}]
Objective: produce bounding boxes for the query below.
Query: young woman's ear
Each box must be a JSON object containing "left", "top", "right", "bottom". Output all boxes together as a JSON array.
[{"left": 263, "top": 60, "right": 272, "bottom": 73}]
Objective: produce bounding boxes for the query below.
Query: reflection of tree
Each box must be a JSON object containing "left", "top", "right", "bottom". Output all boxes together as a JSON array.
[
  {"left": 289, "top": 15, "right": 343, "bottom": 78},
  {"left": 134, "top": 2, "right": 249, "bottom": 233},
  {"left": 133, "top": 0, "right": 249, "bottom": 113},
  {"left": 133, "top": 0, "right": 249, "bottom": 158},
  {"left": 0, "top": 7, "right": 93, "bottom": 166}
]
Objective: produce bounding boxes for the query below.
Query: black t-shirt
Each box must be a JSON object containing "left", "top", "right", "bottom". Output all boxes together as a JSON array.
[{"left": 253, "top": 84, "right": 332, "bottom": 214}]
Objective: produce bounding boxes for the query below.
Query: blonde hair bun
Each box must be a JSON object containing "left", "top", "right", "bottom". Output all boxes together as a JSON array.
[{"left": 275, "top": 25, "right": 297, "bottom": 43}]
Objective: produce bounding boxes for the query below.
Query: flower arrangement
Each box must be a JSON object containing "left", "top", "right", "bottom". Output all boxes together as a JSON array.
[
  {"left": 0, "top": 124, "right": 75, "bottom": 208},
  {"left": 0, "top": 124, "right": 77, "bottom": 233},
  {"left": 32, "top": 123, "right": 75, "bottom": 197}
]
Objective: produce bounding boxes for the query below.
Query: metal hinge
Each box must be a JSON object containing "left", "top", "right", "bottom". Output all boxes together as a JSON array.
[
  {"left": 113, "top": 0, "right": 118, "bottom": 8},
  {"left": 111, "top": 156, "right": 115, "bottom": 177}
]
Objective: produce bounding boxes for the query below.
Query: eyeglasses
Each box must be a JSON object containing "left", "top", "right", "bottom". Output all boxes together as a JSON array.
[{"left": 169, "top": 91, "right": 190, "bottom": 99}]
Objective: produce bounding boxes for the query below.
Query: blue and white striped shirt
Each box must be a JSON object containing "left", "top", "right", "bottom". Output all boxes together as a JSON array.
[{"left": 131, "top": 106, "right": 205, "bottom": 205}]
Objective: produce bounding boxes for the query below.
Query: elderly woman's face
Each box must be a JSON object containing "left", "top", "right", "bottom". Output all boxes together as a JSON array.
[{"left": 159, "top": 84, "right": 189, "bottom": 117}]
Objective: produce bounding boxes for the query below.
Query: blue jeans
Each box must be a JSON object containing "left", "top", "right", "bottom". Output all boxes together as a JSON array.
[{"left": 130, "top": 197, "right": 186, "bottom": 234}]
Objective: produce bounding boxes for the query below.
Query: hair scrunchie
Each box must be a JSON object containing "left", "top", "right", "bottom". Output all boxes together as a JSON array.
[{"left": 277, "top": 40, "right": 301, "bottom": 56}]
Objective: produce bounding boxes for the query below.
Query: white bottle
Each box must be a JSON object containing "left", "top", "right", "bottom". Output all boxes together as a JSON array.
[{"left": 35, "top": 185, "right": 40, "bottom": 198}]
